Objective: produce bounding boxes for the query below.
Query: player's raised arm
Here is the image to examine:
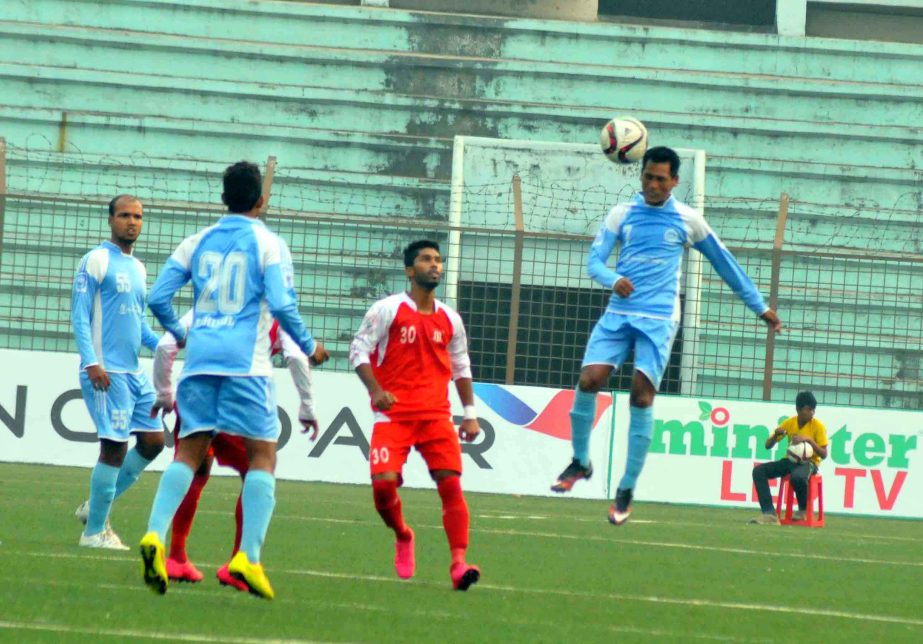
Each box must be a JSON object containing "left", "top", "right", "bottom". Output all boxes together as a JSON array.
[
  {"left": 687, "top": 213, "right": 782, "bottom": 330},
  {"left": 149, "top": 237, "right": 197, "bottom": 343}
]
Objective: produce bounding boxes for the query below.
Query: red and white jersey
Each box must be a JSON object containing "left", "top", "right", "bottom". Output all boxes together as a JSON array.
[{"left": 349, "top": 292, "right": 472, "bottom": 422}]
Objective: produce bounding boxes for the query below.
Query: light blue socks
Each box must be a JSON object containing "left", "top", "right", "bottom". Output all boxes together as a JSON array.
[
  {"left": 569, "top": 389, "right": 598, "bottom": 467},
  {"left": 147, "top": 461, "right": 195, "bottom": 541},
  {"left": 619, "top": 405, "right": 654, "bottom": 490},
  {"left": 240, "top": 469, "right": 276, "bottom": 563},
  {"left": 85, "top": 462, "right": 119, "bottom": 536},
  {"left": 113, "top": 447, "right": 153, "bottom": 500}
]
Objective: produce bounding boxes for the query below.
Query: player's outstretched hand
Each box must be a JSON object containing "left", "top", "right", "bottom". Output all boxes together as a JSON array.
[
  {"left": 613, "top": 277, "right": 634, "bottom": 298},
  {"left": 86, "top": 364, "right": 110, "bottom": 391},
  {"left": 310, "top": 342, "right": 330, "bottom": 366},
  {"left": 761, "top": 309, "right": 783, "bottom": 333},
  {"left": 459, "top": 418, "right": 481, "bottom": 443},
  {"left": 371, "top": 389, "right": 398, "bottom": 411},
  {"left": 300, "top": 418, "right": 320, "bottom": 441}
]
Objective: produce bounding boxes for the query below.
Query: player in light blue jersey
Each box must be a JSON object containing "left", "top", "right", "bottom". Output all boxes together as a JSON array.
[
  {"left": 72, "top": 195, "right": 164, "bottom": 550},
  {"left": 550, "top": 147, "right": 783, "bottom": 524},
  {"left": 139, "top": 161, "right": 328, "bottom": 599}
]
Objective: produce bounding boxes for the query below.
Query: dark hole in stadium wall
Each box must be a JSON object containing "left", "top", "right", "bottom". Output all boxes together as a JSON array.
[
  {"left": 599, "top": 0, "right": 775, "bottom": 27},
  {"left": 459, "top": 281, "right": 684, "bottom": 393}
]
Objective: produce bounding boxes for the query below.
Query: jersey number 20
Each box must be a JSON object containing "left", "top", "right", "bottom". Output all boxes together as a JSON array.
[{"left": 197, "top": 251, "right": 247, "bottom": 315}]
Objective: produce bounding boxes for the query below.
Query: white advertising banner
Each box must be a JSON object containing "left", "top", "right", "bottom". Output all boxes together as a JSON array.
[
  {"left": 615, "top": 394, "right": 923, "bottom": 518},
  {"left": 2, "top": 348, "right": 920, "bottom": 518},
  {"left": 0, "top": 349, "right": 614, "bottom": 498}
]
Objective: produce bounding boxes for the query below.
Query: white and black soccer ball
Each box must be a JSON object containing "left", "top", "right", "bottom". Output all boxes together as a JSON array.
[
  {"left": 600, "top": 116, "right": 648, "bottom": 164},
  {"left": 787, "top": 441, "right": 815, "bottom": 463}
]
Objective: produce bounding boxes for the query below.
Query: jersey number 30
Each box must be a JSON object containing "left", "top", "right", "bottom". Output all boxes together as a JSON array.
[{"left": 197, "top": 251, "right": 247, "bottom": 315}]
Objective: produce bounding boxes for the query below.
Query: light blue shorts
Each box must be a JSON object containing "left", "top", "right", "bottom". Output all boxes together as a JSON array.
[
  {"left": 582, "top": 312, "right": 679, "bottom": 390},
  {"left": 176, "top": 375, "right": 279, "bottom": 442},
  {"left": 80, "top": 371, "right": 161, "bottom": 442}
]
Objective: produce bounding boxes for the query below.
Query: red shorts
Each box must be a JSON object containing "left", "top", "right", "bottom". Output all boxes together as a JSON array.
[
  {"left": 370, "top": 418, "right": 462, "bottom": 478},
  {"left": 173, "top": 412, "right": 249, "bottom": 474}
]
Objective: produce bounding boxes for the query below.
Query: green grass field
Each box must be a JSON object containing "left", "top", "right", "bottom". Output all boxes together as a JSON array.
[{"left": 1, "top": 462, "right": 921, "bottom": 643}]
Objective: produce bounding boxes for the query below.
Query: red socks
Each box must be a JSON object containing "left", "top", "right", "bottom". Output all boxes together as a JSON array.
[
  {"left": 437, "top": 476, "right": 469, "bottom": 564},
  {"left": 170, "top": 471, "right": 209, "bottom": 561},
  {"left": 372, "top": 479, "right": 412, "bottom": 541}
]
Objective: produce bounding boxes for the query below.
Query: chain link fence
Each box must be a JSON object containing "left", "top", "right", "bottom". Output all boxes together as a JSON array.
[{"left": 1, "top": 140, "right": 921, "bottom": 409}]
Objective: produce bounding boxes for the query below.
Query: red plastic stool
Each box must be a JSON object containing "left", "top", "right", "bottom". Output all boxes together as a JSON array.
[{"left": 776, "top": 473, "right": 824, "bottom": 527}]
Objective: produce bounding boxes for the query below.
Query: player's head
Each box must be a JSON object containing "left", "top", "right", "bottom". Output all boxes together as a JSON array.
[
  {"left": 222, "top": 161, "right": 264, "bottom": 215},
  {"left": 108, "top": 194, "right": 143, "bottom": 247},
  {"left": 640, "top": 146, "right": 680, "bottom": 207},
  {"left": 795, "top": 391, "right": 817, "bottom": 423},
  {"left": 403, "top": 240, "right": 442, "bottom": 291}
]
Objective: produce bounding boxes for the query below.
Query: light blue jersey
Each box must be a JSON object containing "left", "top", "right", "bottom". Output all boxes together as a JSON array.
[
  {"left": 148, "top": 215, "right": 316, "bottom": 379},
  {"left": 588, "top": 192, "right": 767, "bottom": 321},
  {"left": 72, "top": 240, "right": 160, "bottom": 372}
]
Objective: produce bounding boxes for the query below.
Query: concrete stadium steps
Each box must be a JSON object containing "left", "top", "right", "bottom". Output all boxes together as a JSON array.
[
  {"left": 2, "top": 22, "right": 921, "bottom": 137},
  {"left": 2, "top": 0, "right": 921, "bottom": 403},
  {"left": 7, "top": 0, "right": 923, "bottom": 85},
  {"left": 2, "top": 99, "right": 921, "bottom": 219},
  {"left": 3, "top": 147, "right": 449, "bottom": 217}
]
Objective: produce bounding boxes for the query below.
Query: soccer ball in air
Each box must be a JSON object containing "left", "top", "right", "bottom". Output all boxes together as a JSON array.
[
  {"left": 600, "top": 117, "right": 648, "bottom": 164},
  {"left": 787, "top": 441, "right": 814, "bottom": 463}
]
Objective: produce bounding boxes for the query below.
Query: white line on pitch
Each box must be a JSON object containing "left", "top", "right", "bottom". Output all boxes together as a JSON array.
[
  {"left": 12, "top": 552, "right": 920, "bottom": 632},
  {"left": 0, "top": 620, "right": 337, "bottom": 644}
]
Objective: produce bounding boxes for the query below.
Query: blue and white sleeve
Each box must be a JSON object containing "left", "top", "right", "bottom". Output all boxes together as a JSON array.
[
  {"left": 148, "top": 243, "right": 194, "bottom": 342},
  {"left": 71, "top": 252, "right": 103, "bottom": 368},
  {"left": 587, "top": 205, "right": 627, "bottom": 289},
  {"left": 263, "top": 236, "right": 316, "bottom": 357},
  {"left": 688, "top": 214, "right": 768, "bottom": 316},
  {"left": 141, "top": 318, "right": 160, "bottom": 353}
]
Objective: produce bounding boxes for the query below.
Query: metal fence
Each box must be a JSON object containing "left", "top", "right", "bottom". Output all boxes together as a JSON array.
[{"left": 1, "top": 140, "right": 921, "bottom": 409}]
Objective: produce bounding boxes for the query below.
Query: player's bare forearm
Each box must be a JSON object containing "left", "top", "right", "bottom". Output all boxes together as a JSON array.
[
  {"left": 454, "top": 377, "right": 475, "bottom": 407},
  {"left": 355, "top": 363, "right": 381, "bottom": 395},
  {"left": 355, "top": 363, "right": 397, "bottom": 410}
]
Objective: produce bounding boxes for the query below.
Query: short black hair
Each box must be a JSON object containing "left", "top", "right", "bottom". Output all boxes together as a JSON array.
[
  {"left": 403, "top": 240, "right": 440, "bottom": 268},
  {"left": 222, "top": 161, "right": 262, "bottom": 213},
  {"left": 109, "top": 194, "right": 139, "bottom": 216},
  {"left": 795, "top": 391, "right": 817, "bottom": 410},
  {"left": 642, "top": 146, "right": 681, "bottom": 177}
]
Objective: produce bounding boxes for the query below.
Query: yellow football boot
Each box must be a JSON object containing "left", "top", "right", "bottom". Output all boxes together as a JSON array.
[
  {"left": 139, "top": 531, "right": 168, "bottom": 595},
  {"left": 227, "top": 550, "right": 275, "bottom": 600}
]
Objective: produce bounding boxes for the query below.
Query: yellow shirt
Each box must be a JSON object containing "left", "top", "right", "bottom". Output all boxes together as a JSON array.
[{"left": 780, "top": 416, "right": 828, "bottom": 467}]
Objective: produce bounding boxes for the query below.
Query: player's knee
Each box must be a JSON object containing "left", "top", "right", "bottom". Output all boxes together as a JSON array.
[
  {"left": 577, "top": 372, "right": 605, "bottom": 393},
  {"left": 136, "top": 433, "right": 165, "bottom": 460},
  {"left": 431, "top": 469, "right": 460, "bottom": 482},
  {"left": 629, "top": 390, "right": 654, "bottom": 408},
  {"left": 99, "top": 439, "right": 127, "bottom": 467}
]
